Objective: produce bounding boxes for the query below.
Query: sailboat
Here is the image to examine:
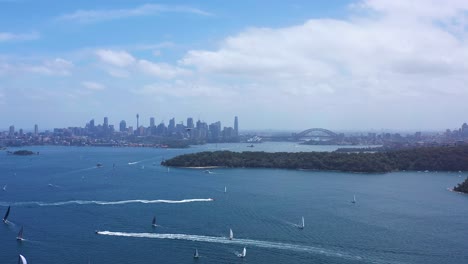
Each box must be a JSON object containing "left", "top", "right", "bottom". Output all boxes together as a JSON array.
[
  {"left": 193, "top": 248, "right": 199, "bottom": 259},
  {"left": 18, "top": 254, "right": 27, "bottom": 264},
  {"left": 224, "top": 186, "right": 227, "bottom": 193},
  {"left": 167, "top": 167, "right": 170, "bottom": 173},
  {"left": 152, "top": 216, "right": 157, "bottom": 227},
  {"left": 2, "top": 184, "right": 6, "bottom": 191},
  {"left": 298, "top": 216, "right": 305, "bottom": 229},
  {"left": 352, "top": 195, "right": 356, "bottom": 204},
  {"left": 229, "top": 228, "right": 233, "bottom": 240},
  {"left": 3, "top": 206, "right": 10, "bottom": 223},
  {"left": 16, "top": 226, "right": 24, "bottom": 241},
  {"left": 237, "top": 247, "right": 247, "bottom": 258}
]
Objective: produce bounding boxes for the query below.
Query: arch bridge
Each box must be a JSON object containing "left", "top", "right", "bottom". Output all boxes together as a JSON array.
[{"left": 293, "top": 128, "right": 338, "bottom": 141}]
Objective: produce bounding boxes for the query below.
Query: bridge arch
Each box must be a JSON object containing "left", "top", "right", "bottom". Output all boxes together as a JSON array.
[{"left": 294, "top": 128, "right": 338, "bottom": 140}]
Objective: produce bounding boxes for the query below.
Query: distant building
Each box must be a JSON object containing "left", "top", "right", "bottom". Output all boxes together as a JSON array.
[
  {"left": 187, "top": 117, "right": 194, "bottom": 129},
  {"left": 234, "top": 116, "right": 239, "bottom": 136},
  {"left": 168, "top": 118, "right": 175, "bottom": 134},
  {"left": 150, "top": 117, "right": 155, "bottom": 127},
  {"left": 119, "top": 120, "right": 127, "bottom": 132},
  {"left": 8, "top": 125, "right": 14, "bottom": 137},
  {"left": 209, "top": 121, "right": 221, "bottom": 142},
  {"left": 34, "top": 124, "right": 38, "bottom": 136}
]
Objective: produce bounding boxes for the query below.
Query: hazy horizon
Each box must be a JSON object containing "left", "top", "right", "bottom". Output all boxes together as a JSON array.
[{"left": 1, "top": 0, "right": 468, "bottom": 130}]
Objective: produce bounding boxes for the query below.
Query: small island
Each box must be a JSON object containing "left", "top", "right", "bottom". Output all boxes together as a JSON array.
[
  {"left": 7, "top": 150, "right": 37, "bottom": 156},
  {"left": 162, "top": 145, "right": 468, "bottom": 173},
  {"left": 454, "top": 178, "right": 468, "bottom": 194}
]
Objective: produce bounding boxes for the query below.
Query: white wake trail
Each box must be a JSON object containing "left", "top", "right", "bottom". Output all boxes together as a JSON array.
[
  {"left": 97, "top": 231, "right": 361, "bottom": 261},
  {"left": 96, "top": 231, "right": 404, "bottom": 264},
  {"left": 0, "top": 198, "right": 213, "bottom": 207}
]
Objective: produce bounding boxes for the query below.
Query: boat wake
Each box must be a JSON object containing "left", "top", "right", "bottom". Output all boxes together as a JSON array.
[
  {"left": 0, "top": 198, "right": 214, "bottom": 207},
  {"left": 96, "top": 231, "right": 397, "bottom": 264}
]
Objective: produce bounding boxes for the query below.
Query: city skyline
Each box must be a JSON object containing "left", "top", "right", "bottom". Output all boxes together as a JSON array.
[{"left": 1, "top": 0, "right": 468, "bottom": 130}]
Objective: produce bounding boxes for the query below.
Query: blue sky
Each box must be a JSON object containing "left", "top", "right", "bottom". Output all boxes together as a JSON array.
[{"left": 1, "top": 0, "right": 468, "bottom": 131}]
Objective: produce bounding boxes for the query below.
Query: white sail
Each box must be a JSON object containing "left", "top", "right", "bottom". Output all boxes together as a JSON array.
[
  {"left": 194, "top": 248, "right": 199, "bottom": 258},
  {"left": 352, "top": 195, "right": 356, "bottom": 203},
  {"left": 242, "top": 247, "right": 246, "bottom": 257},
  {"left": 224, "top": 186, "right": 227, "bottom": 193},
  {"left": 301, "top": 217, "right": 305, "bottom": 228},
  {"left": 229, "top": 228, "right": 233, "bottom": 240},
  {"left": 2, "top": 184, "right": 6, "bottom": 191},
  {"left": 18, "top": 255, "right": 27, "bottom": 264},
  {"left": 17, "top": 226, "right": 24, "bottom": 240}
]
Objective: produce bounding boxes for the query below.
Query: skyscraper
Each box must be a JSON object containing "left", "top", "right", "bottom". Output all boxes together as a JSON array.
[
  {"left": 9, "top": 125, "right": 14, "bottom": 137},
  {"left": 234, "top": 116, "right": 239, "bottom": 136},
  {"left": 168, "top": 118, "right": 175, "bottom": 133},
  {"left": 119, "top": 120, "right": 127, "bottom": 132},
  {"left": 136, "top": 114, "right": 139, "bottom": 129},
  {"left": 187, "top": 117, "right": 194, "bottom": 128},
  {"left": 34, "top": 124, "right": 38, "bottom": 136},
  {"left": 150, "top": 117, "right": 155, "bottom": 127},
  {"left": 104, "top": 117, "right": 109, "bottom": 128}
]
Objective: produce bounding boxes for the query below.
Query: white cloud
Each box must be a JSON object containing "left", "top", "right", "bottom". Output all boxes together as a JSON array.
[
  {"left": 26, "top": 58, "right": 74, "bottom": 75},
  {"left": 0, "top": 32, "right": 39, "bottom": 42},
  {"left": 138, "top": 60, "right": 191, "bottom": 79},
  {"left": 82, "top": 81, "right": 106, "bottom": 90},
  {"left": 180, "top": 0, "right": 468, "bottom": 102},
  {"left": 137, "top": 80, "right": 236, "bottom": 98},
  {"left": 57, "top": 4, "right": 211, "bottom": 23},
  {"left": 0, "top": 58, "right": 74, "bottom": 76},
  {"left": 95, "top": 49, "right": 191, "bottom": 79},
  {"left": 96, "top": 49, "right": 136, "bottom": 67}
]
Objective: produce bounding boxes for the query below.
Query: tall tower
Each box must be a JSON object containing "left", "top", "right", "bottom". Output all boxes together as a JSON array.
[
  {"left": 34, "top": 124, "right": 38, "bottom": 136},
  {"left": 104, "top": 117, "right": 109, "bottom": 127},
  {"left": 136, "top": 114, "right": 139, "bottom": 129},
  {"left": 234, "top": 116, "right": 239, "bottom": 136},
  {"left": 150, "top": 117, "right": 155, "bottom": 127}
]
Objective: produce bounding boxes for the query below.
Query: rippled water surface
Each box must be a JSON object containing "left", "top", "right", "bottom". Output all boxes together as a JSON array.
[{"left": 0, "top": 145, "right": 467, "bottom": 264}]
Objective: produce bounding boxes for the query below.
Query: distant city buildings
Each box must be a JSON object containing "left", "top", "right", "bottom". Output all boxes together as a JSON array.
[
  {"left": 0, "top": 115, "right": 241, "bottom": 147},
  {"left": 2, "top": 118, "right": 468, "bottom": 149}
]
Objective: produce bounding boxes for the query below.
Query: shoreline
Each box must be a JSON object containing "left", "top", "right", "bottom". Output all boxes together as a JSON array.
[{"left": 181, "top": 166, "right": 223, "bottom": 169}]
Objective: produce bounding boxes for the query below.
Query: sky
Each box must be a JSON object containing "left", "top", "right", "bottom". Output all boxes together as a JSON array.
[{"left": 1, "top": 0, "right": 468, "bottom": 132}]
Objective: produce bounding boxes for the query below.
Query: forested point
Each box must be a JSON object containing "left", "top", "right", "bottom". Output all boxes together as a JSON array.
[
  {"left": 454, "top": 178, "right": 468, "bottom": 194},
  {"left": 7, "top": 150, "right": 36, "bottom": 156},
  {"left": 161, "top": 145, "right": 468, "bottom": 173}
]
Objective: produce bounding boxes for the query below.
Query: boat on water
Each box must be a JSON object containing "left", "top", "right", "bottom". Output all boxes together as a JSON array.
[
  {"left": 193, "top": 248, "right": 199, "bottom": 259},
  {"left": 351, "top": 195, "right": 356, "bottom": 204},
  {"left": 298, "top": 216, "right": 305, "bottom": 229},
  {"left": 229, "top": 228, "right": 233, "bottom": 240},
  {"left": 18, "top": 254, "right": 27, "bottom": 264},
  {"left": 224, "top": 186, "right": 227, "bottom": 193},
  {"left": 247, "top": 144, "right": 254, "bottom": 148},
  {"left": 237, "top": 247, "right": 247, "bottom": 258},
  {"left": 152, "top": 216, "right": 157, "bottom": 227},
  {"left": 204, "top": 170, "right": 213, "bottom": 174},
  {"left": 96, "top": 163, "right": 103, "bottom": 168},
  {"left": 3, "top": 206, "right": 10, "bottom": 223},
  {"left": 2, "top": 184, "right": 6, "bottom": 191},
  {"left": 16, "top": 226, "right": 24, "bottom": 241}
]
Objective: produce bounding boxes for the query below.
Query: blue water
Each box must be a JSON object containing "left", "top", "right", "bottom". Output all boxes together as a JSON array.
[{"left": 0, "top": 145, "right": 467, "bottom": 264}]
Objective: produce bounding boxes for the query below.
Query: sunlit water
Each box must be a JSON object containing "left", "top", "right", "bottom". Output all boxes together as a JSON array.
[{"left": 0, "top": 145, "right": 467, "bottom": 264}]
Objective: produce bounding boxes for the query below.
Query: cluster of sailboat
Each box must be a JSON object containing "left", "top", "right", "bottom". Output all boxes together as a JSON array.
[{"left": 3, "top": 206, "right": 28, "bottom": 263}]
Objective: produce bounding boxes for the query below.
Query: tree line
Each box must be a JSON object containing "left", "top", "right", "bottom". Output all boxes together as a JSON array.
[{"left": 161, "top": 145, "right": 468, "bottom": 173}]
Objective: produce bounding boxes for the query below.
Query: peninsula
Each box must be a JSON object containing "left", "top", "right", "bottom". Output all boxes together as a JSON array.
[
  {"left": 161, "top": 145, "right": 468, "bottom": 173},
  {"left": 7, "top": 150, "right": 37, "bottom": 156},
  {"left": 454, "top": 178, "right": 468, "bottom": 194}
]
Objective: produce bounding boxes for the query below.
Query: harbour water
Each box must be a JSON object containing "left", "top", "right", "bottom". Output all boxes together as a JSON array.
[{"left": 0, "top": 145, "right": 467, "bottom": 264}]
